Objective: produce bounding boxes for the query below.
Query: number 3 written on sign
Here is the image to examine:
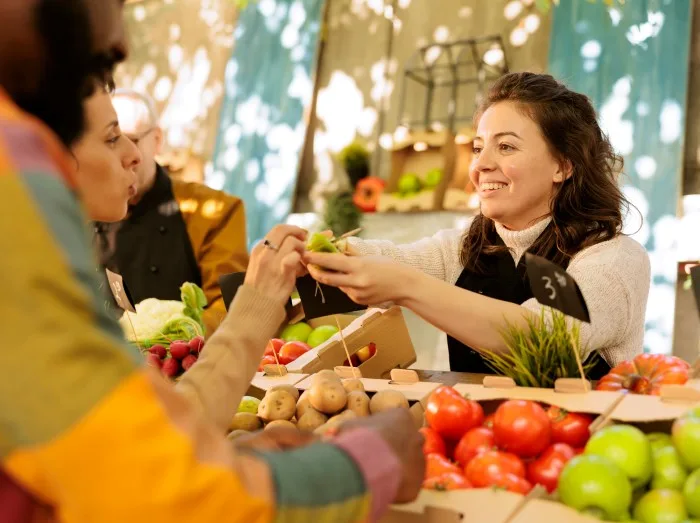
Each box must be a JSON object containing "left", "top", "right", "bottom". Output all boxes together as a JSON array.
[
  {"left": 542, "top": 272, "right": 567, "bottom": 300},
  {"left": 542, "top": 276, "right": 556, "bottom": 299}
]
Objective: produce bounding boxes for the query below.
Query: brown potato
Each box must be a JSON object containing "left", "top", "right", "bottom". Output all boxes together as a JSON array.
[
  {"left": 328, "top": 409, "right": 357, "bottom": 425},
  {"left": 369, "top": 390, "right": 409, "bottom": 414},
  {"left": 309, "top": 381, "right": 347, "bottom": 415},
  {"left": 268, "top": 384, "right": 300, "bottom": 402},
  {"left": 297, "top": 410, "right": 328, "bottom": 432},
  {"left": 230, "top": 412, "right": 262, "bottom": 432},
  {"left": 312, "top": 369, "right": 342, "bottom": 387},
  {"left": 296, "top": 390, "right": 313, "bottom": 418},
  {"left": 258, "top": 390, "right": 296, "bottom": 422},
  {"left": 342, "top": 378, "right": 365, "bottom": 393},
  {"left": 345, "top": 391, "right": 370, "bottom": 417},
  {"left": 265, "top": 420, "right": 297, "bottom": 431},
  {"left": 227, "top": 429, "right": 251, "bottom": 440}
]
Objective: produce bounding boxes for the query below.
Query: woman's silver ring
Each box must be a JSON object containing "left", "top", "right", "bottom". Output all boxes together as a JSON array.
[{"left": 263, "top": 239, "right": 279, "bottom": 251}]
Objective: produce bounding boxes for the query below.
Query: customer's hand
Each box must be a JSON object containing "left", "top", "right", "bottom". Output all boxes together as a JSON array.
[
  {"left": 233, "top": 426, "right": 318, "bottom": 452},
  {"left": 339, "top": 408, "right": 425, "bottom": 503},
  {"left": 245, "top": 225, "right": 308, "bottom": 303}
]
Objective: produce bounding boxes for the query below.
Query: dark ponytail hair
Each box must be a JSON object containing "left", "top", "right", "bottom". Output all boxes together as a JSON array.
[{"left": 462, "top": 72, "right": 630, "bottom": 273}]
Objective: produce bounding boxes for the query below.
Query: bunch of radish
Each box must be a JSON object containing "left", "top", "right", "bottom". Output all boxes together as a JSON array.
[{"left": 145, "top": 335, "right": 205, "bottom": 379}]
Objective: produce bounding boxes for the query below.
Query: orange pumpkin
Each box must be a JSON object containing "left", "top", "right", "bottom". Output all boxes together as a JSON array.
[{"left": 595, "top": 354, "right": 690, "bottom": 395}]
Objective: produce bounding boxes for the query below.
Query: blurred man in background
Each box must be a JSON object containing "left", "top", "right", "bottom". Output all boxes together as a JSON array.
[{"left": 97, "top": 88, "right": 248, "bottom": 335}]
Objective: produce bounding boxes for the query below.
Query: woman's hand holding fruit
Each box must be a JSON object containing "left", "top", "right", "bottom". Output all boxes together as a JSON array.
[
  {"left": 305, "top": 250, "right": 418, "bottom": 306},
  {"left": 245, "top": 225, "right": 308, "bottom": 304}
]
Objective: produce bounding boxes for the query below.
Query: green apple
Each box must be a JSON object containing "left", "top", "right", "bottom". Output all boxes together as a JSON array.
[
  {"left": 672, "top": 417, "right": 700, "bottom": 470},
  {"left": 684, "top": 469, "right": 700, "bottom": 518},
  {"left": 648, "top": 433, "right": 674, "bottom": 453},
  {"left": 683, "top": 405, "right": 700, "bottom": 419},
  {"left": 585, "top": 425, "right": 653, "bottom": 490},
  {"left": 280, "top": 322, "right": 313, "bottom": 343},
  {"left": 306, "top": 325, "right": 339, "bottom": 348},
  {"left": 651, "top": 446, "right": 688, "bottom": 491},
  {"left": 634, "top": 489, "right": 688, "bottom": 523},
  {"left": 558, "top": 455, "right": 632, "bottom": 521},
  {"left": 397, "top": 173, "right": 422, "bottom": 195},
  {"left": 237, "top": 396, "right": 261, "bottom": 414},
  {"left": 424, "top": 168, "right": 443, "bottom": 188}
]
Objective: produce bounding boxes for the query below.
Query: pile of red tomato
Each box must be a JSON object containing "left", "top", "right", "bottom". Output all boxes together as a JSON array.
[
  {"left": 257, "top": 338, "right": 311, "bottom": 371},
  {"left": 421, "top": 386, "right": 593, "bottom": 494}
]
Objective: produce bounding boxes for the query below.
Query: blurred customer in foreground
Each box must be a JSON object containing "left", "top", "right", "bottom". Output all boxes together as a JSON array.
[
  {"left": 0, "top": 1, "right": 424, "bottom": 522},
  {"left": 96, "top": 88, "right": 248, "bottom": 335}
]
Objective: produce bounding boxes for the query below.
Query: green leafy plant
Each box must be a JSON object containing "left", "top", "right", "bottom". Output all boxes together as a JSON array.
[
  {"left": 338, "top": 141, "right": 370, "bottom": 187},
  {"left": 323, "top": 191, "right": 362, "bottom": 237},
  {"left": 481, "top": 308, "right": 597, "bottom": 388}
]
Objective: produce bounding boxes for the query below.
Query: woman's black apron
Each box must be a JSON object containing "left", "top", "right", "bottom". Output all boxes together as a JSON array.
[{"left": 447, "top": 237, "right": 611, "bottom": 380}]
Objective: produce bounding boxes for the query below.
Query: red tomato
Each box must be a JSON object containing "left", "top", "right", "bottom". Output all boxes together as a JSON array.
[
  {"left": 492, "top": 473, "right": 532, "bottom": 494},
  {"left": 425, "top": 453, "right": 462, "bottom": 479},
  {"left": 547, "top": 406, "right": 593, "bottom": 448},
  {"left": 420, "top": 427, "right": 447, "bottom": 457},
  {"left": 264, "top": 338, "right": 285, "bottom": 357},
  {"left": 464, "top": 450, "right": 526, "bottom": 487},
  {"left": 454, "top": 427, "right": 495, "bottom": 467},
  {"left": 422, "top": 472, "right": 472, "bottom": 491},
  {"left": 483, "top": 413, "right": 496, "bottom": 429},
  {"left": 493, "top": 400, "right": 552, "bottom": 458},
  {"left": 426, "top": 386, "right": 484, "bottom": 441},
  {"left": 257, "top": 354, "right": 278, "bottom": 371},
  {"left": 526, "top": 443, "right": 575, "bottom": 493},
  {"left": 278, "top": 341, "right": 311, "bottom": 364}
]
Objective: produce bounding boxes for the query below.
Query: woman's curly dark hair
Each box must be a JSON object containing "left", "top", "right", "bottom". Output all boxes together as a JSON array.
[{"left": 461, "top": 72, "right": 630, "bottom": 272}]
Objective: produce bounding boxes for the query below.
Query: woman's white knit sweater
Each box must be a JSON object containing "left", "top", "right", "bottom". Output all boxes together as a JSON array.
[{"left": 348, "top": 217, "right": 650, "bottom": 366}]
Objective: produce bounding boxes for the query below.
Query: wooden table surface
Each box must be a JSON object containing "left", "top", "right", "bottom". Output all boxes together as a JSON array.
[{"left": 413, "top": 369, "right": 488, "bottom": 386}]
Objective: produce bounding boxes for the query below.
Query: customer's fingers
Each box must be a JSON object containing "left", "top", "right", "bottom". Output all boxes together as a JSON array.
[{"left": 263, "top": 225, "right": 307, "bottom": 249}]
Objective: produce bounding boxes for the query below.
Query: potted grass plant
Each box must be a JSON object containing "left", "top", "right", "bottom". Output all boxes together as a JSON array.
[{"left": 481, "top": 309, "right": 596, "bottom": 388}]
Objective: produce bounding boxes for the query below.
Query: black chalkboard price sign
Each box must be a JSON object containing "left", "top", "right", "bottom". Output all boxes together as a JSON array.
[
  {"left": 525, "top": 253, "right": 590, "bottom": 323},
  {"left": 105, "top": 269, "right": 136, "bottom": 313}
]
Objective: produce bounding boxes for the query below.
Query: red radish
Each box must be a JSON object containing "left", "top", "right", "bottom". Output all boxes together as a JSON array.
[
  {"left": 162, "top": 357, "right": 180, "bottom": 377},
  {"left": 149, "top": 344, "right": 167, "bottom": 359},
  {"left": 188, "top": 336, "right": 205, "bottom": 354},
  {"left": 146, "top": 353, "right": 163, "bottom": 369},
  {"left": 169, "top": 341, "right": 190, "bottom": 360},
  {"left": 182, "top": 354, "right": 198, "bottom": 371}
]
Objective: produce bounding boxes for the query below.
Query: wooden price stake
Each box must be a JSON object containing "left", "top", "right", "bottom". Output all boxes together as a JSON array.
[
  {"left": 525, "top": 254, "right": 592, "bottom": 393},
  {"left": 333, "top": 315, "right": 362, "bottom": 379}
]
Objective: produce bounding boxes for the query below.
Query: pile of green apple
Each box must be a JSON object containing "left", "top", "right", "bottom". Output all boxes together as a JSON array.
[
  {"left": 257, "top": 321, "right": 340, "bottom": 371},
  {"left": 395, "top": 168, "right": 443, "bottom": 197},
  {"left": 558, "top": 405, "right": 700, "bottom": 522}
]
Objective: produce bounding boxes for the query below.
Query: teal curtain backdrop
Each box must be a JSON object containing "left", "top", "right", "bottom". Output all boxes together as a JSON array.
[
  {"left": 548, "top": 0, "right": 692, "bottom": 354},
  {"left": 209, "top": 0, "right": 324, "bottom": 248}
]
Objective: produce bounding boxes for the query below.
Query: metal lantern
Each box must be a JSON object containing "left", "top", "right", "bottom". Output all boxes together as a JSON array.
[{"left": 396, "top": 35, "right": 509, "bottom": 134}]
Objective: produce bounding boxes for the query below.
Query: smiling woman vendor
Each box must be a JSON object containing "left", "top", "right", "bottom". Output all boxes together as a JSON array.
[{"left": 305, "top": 72, "right": 651, "bottom": 377}]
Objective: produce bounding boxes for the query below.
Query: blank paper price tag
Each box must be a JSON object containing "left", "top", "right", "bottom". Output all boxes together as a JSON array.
[
  {"left": 525, "top": 253, "right": 590, "bottom": 323},
  {"left": 691, "top": 265, "right": 700, "bottom": 317},
  {"left": 105, "top": 269, "right": 136, "bottom": 313}
]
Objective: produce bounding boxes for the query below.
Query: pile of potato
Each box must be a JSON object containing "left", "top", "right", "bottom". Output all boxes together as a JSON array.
[{"left": 229, "top": 370, "right": 410, "bottom": 438}]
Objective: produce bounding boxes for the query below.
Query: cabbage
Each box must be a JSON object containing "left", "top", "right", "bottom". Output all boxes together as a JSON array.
[{"left": 119, "top": 283, "right": 207, "bottom": 348}]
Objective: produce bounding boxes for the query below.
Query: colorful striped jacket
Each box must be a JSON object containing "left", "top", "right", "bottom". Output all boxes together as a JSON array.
[{"left": 0, "top": 89, "right": 399, "bottom": 523}]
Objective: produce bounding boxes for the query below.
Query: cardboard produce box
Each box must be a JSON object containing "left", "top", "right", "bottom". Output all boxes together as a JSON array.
[
  {"left": 284, "top": 307, "right": 417, "bottom": 379},
  {"left": 377, "top": 130, "right": 456, "bottom": 213},
  {"left": 382, "top": 378, "right": 700, "bottom": 523},
  {"left": 442, "top": 128, "right": 479, "bottom": 211}
]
